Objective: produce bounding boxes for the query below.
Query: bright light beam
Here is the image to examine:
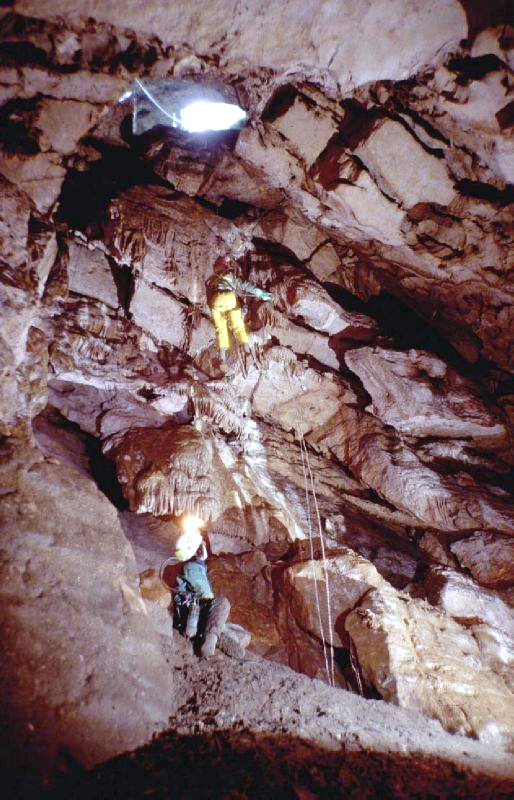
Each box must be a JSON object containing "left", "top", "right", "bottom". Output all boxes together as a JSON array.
[
  {"left": 180, "top": 101, "right": 247, "bottom": 132},
  {"left": 182, "top": 515, "right": 205, "bottom": 533}
]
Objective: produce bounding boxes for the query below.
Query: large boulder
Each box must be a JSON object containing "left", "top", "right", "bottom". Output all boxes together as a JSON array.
[
  {"left": 284, "top": 548, "right": 389, "bottom": 647},
  {"left": 0, "top": 448, "right": 173, "bottom": 774},
  {"left": 345, "top": 585, "right": 514, "bottom": 750},
  {"left": 422, "top": 566, "right": 514, "bottom": 637}
]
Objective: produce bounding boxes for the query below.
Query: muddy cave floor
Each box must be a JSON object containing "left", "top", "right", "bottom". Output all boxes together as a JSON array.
[{"left": 17, "top": 636, "right": 514, "bottom": 800}]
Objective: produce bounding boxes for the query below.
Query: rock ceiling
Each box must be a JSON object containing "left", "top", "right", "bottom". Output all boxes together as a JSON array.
[{"left": 1, "top": 0, "right": 514, "bottom": 794}]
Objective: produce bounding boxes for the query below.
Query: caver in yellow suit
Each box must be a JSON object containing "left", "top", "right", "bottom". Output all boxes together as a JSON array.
[{"left": 207, "top": 256, "right": 273, "bottom": 351}]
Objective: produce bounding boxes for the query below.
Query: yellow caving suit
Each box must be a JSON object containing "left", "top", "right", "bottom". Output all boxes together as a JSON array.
[{"left": 207, "top": 272, "right": 271, "bottom": 351}]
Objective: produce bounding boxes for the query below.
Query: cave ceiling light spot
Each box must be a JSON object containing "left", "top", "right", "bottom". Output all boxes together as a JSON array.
[
  {"left": 125, "top": 78, "right": 248, "bottom": 135},
  {"left": 179, "top": 101, "right": 247, "bottom": 132}
]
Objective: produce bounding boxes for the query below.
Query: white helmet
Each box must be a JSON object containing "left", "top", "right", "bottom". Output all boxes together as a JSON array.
[{"left": 174, "top": 516, "right": 205, "bottom": 561}]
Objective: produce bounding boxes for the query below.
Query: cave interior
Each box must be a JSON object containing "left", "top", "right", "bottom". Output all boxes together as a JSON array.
[{"left": 1, "top": 1, "right": 514, "bottom": 798}]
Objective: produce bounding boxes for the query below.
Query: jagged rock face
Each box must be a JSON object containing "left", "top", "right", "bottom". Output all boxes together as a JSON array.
[
  {"left": 1, "top": 0, "right": 514, "bottom": 788},
  {"left": 450, "top": 532, "right": 514, "bottom": 587}
]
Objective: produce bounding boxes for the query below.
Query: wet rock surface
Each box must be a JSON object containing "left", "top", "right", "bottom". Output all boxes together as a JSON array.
[{"left": 1, "top": 0, "right": 514, "bottom": 795}]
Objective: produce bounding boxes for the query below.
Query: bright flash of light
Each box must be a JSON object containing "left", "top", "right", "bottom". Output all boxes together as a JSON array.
[
  {"left": 182, "top": 515, "right": 205, "bottom": 533},
  {"left": 179, "top": 101, "right": 247, "bottom": 132}
]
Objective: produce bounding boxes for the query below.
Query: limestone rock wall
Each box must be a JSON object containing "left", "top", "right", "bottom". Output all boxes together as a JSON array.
[{"left": 0, "top": 442, "right": 174, "bottom": 772}]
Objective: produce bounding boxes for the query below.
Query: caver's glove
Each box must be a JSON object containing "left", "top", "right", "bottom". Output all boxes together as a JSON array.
[{"left": 255, "top": 288, "right": 273, "bottom": 301}]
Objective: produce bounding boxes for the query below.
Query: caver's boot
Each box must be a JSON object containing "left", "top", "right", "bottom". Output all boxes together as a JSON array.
[{"left": 201, "top": 632, "right": 218, "bottom": 658}]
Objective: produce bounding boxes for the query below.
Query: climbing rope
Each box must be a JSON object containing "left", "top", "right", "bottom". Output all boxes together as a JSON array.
[
  {"left": 134, "top": 78, "right": 179, "bottom": 126},
  {"left": 221, "top": 347, "right": 337, "bottom": 687},
  {"left": 301, "top": 429, "right": 336, "bottom": 687},
  {"left": 201, "top": 336, "right": 337, "bottom": 685},
  {"left": 297, "top": 414, "right": 333, "bottom": 687},
  {"left": 286, "top": 368, "right": 336, "bottom": 687},
  {"left": 159, "top": 555, "right": 180, "bottom": 583}
]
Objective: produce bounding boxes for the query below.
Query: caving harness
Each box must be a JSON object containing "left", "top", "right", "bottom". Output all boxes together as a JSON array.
[
  {"left": 175, "top": 587, "right": 201, "bottom": 638},
  {"left": 159, "top": 554, "right": 209, "bottom": 639}
]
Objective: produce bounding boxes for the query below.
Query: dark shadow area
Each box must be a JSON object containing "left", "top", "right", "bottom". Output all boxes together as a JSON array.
[
  {"left": 8, "top": 726, "right": 512, "bottom": 800},
  {"left": 195, "top": 194, "right": 255, "bottom": 219},
  {"left": 108, "top": 258, "right": 134, "bottom": 313},
  {"left": 456, "top": 178, "right": 514, "bottom": 206},
  {"left": 251, "top": 236, "right": 305, "bottom": 267},
  {"left": 0, "top": 97, "right": 39, "bottom": 154},
  {"left": 32, "top": 406, "right": 128, "bottom": 510},
  {"left": 207, "top": 196, "right": 255, "bottom": 219},
  {"left": 262, "top": 83, "right": 299, "bottom": 122},
  {"left": 325, "top": 284, "right": 452, "bottom": 351},
  {"left": 85, "top": 435, "right": 128, "bottom": 510},
  {"left": 55, "top": 139, "right": 168, "bottom": 238},
  {"left": 333, "top": 634, "right": 382, "bottom": 700},
  {"left": 457, "top": 0, "right": 513, "bottom": 43},
  {"left": 0, "top": 39, "right": 55, "bottom": 70},
  {"left": 323, "top": 284, "right": 503, "bottom": 383},
  {"left": 496, "top": 100, "right": 514, "bottom": 130},
  {"left": 448, "top": 53, "right": 507, "bottom": 82}
]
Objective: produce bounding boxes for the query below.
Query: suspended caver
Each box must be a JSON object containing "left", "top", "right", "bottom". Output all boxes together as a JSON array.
[{"left": 206, "top": 255, "right": 273, "bottom": 352}]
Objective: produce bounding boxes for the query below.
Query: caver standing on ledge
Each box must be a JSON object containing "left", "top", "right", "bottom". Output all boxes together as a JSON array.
[
  {"left": 173, "top": 516, "right": 231, "bottom": 658},
  {"left": 206, "top": 254, "right": 273, "bottom": 355}
]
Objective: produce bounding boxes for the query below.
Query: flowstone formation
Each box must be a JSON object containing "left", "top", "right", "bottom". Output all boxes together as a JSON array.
[{"left": 1, "top": 0, "right": 514, "bottom": 796}]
